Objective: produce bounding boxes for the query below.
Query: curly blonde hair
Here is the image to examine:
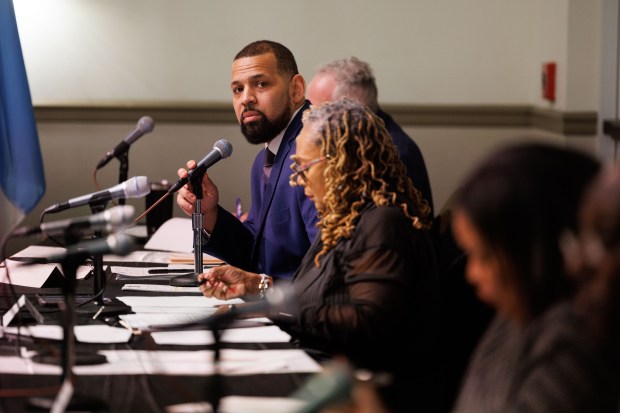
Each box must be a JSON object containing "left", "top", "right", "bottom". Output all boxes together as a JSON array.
[{"left": 297, "top": 98, "right": 431, "bottom": 266}]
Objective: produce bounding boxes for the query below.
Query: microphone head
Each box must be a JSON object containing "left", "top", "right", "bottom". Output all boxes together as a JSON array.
[
  {"left": 103, "top": 205, "right": 135, "bottom": 227},
  {"left": 63, "top": 232, "right": 135, "bottom": 261},
  {"left": 22, "top": 232, "right": 136, "bottom": 265},
  {"left": 106, "top": 232, "right": 136, "bottom": 256},
  {"left": 137, "top": 116, "right": 155, "bottom": 134},
  {"left": 214, "top": 139, "right": 233, "bottom": 159},
  {"left": 123, "top": 176, "right": 151, "bottom": 199}
]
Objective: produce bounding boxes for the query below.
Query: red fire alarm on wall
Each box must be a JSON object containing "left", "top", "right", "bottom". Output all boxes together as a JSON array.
[{"left": 542, "top": 62, "right": 556, "bottom": 102}]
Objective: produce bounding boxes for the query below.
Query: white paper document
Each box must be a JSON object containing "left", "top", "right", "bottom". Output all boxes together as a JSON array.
[
  {"left": 1, "top": 245, "right": 93, "bottom": 287},
  {"left": 144, "top": 218, "right": 211, "bottom": 255},
  {"left": 10, "top": 245, "right": 66, "bottom": 260},
  {"left": 151, "top": 325, "right": 292, "bottom": 345},
  {"left": 80, "top": 348, "right": 322, "bottom": 376},
  {"left": 0, "top": 259, "right": 58, "bottom": 288},
  {"left": 112, "top": 265, "right": 196, "bottom": 277},
  {"left": 116, "top": 295, "right": 243, "bottom": 309},
  {"left": 115, "top": 295, "right": 244, "bottom": 328},
  {"left": 141, "top": 218, "right": 223, "bottom": 264},
  {"left": 105, "top": 249, "right": 221, "bottom": 265},
  {"left": 2, "top": 324, "right": 132, "bottom": 343},
  {"left": 166, "top": 396, "right": 307, "bottom": 413},
  {"left": 120, "top": 310, "right": 219, "bottom": 330},
  {"left": 0, "top": 348, "right": 322, "bottom": 376},
  {"left": 121, "top": 284, "right": 201, "bottom": 293}
]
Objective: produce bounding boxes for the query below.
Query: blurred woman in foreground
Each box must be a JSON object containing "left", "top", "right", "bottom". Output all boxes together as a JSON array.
[{"left": 450, "top": 143, "right": 616, "bottom": 413}]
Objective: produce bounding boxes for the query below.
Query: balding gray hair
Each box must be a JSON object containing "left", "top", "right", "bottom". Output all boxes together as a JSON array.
[{"left": 315, "top": 57, "right": 379, "bottom": 112}]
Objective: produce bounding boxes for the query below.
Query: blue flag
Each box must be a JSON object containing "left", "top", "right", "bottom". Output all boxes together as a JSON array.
[{"left": 0, "top": 0, "right": 46, "bottom": 245}]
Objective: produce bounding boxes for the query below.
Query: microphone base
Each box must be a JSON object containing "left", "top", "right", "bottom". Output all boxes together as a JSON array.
[
  {"left": 75, "top": 298, "right": 133, "bottom": 318},
  {"left": 27, "top": 394, "right": 108, "bottom": 412},
  {"left": 31, "top": 351, "right": 108, "bottom": 366},
  {"left": 169, "top": 273, "right": 200, "bottom": 287}
]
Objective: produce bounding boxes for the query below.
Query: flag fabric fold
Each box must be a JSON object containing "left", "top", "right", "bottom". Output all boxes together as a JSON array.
[{"left": 0, "top": 0, "right": 46, "bottom": 246}]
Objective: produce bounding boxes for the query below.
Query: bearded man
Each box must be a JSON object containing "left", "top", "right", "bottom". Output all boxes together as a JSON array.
[{"left": 176, "top": 40, "right": 318, "bottom": 281}]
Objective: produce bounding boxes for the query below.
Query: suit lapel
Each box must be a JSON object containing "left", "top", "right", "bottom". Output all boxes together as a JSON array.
[{"left": 251, "top": 101, "right": 309, "bottom": 265}]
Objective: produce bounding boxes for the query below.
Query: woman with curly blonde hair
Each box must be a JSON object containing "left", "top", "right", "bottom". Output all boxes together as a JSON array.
[
  {"left": 295, "top": 97, "right": 432, "bottom": 266},
  {"left": 199, "top": 98, "right": 440, "bottom": 411}
]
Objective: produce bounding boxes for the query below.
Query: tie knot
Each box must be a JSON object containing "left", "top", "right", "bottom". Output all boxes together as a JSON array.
[{"left": 264, "top": 148, "right": 275, "bottom": 167}]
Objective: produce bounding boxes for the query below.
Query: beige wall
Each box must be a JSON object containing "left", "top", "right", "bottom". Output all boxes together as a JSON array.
[{"left": 15, "top": 0, "right": 600, "bottom": 110}]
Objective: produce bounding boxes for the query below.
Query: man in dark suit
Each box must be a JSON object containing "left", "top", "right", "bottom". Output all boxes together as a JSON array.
[
  {"left": 176, "top": 40, "right": 318, "bottom": 280},
  {"left": 307, "top": 56, "right": 434, "bottom": 214}
]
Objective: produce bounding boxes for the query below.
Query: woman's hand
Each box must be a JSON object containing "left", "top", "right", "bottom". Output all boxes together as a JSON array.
[{"left": 198, "top": 265, "right": 258, "bottom": 300}]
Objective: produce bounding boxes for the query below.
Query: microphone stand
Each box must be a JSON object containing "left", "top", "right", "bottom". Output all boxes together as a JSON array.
[
  {"left": 89, "top": 203, "right": 108, "bottom": 305},
  {"left": 56, "top": 255, "right": 79, "bottom": 406},
  {"left": 170, "top": 176, "right": 204, "bottom": 287},
  {"left": 117, "top": 151, "right": 129, "bottom": 205},
  {"left": 208, "top": 328, "right": 223, "bottom": 413},
  {"left": 28, "top": 248, "right": 107, "bottom": 412},
  {"left": 74, "top": 203, "right": 131, "bottom": 318}
]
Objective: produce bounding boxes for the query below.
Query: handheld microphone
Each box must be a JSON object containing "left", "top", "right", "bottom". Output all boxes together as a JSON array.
[
  {"left": 168, "top": 139, "right": 233, "bottom": 193},
  {"left": 96, "top": 116, "right": 155, "bottom": 169},
  {"left": 291, "top": 362, "right": 353, "bottom": 413},
  {"left": 22, "top": 233, "right": 135, "bottom": 265},
  {"left": 12, "top": 205, "right": 135, "bottom": 237},
  {"left": 205, "top": 283, "right": 292, "bottom": 330},
  {"left": 149, "top": 282, "right": 295, "bottom": 331},
  {"left": 292, "top": 362, "right": 392, "bottom": 413},
  {"left": 43, "top": 176, "right": 151, "bottom": 214}
]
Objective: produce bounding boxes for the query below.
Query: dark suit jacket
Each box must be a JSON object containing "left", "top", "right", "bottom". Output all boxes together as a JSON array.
[
  {"left": 378, "top": 109, "right": 434, "bottom": 214},
  {"left": 205, "top": 101, "right": 319, "bottom": 280}
]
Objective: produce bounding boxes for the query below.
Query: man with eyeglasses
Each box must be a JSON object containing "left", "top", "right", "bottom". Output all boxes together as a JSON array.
[{"left": 176, "top": 40, "right": 318, "bottom": 281}]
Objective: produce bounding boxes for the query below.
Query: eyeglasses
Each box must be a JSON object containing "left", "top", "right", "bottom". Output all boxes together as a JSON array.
[{"left": 289, "top": 155, "right": 328, "bottom": 185}]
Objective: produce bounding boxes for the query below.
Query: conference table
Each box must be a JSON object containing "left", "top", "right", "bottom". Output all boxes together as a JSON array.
[{"left": 0, "top": 232, "right": 324, "bottom": 413}]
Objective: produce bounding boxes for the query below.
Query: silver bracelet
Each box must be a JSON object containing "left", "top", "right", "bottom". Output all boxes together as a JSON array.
[{"left": 258, "top": 274, "right": 271, "bottom": 299}]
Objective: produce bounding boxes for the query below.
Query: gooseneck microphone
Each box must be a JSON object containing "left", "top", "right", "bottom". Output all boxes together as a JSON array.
[
  {"left": 22, "top": 233, "right": 135, "bottom": 265},
  {"left": 168, "top": 139, "right": 233, "bottom": 193},
  {"left": 12, "top": 205, "right": 135, "bottom": 237},
  {"left": 43, "top": 176, "right": 151, "bottom": 214},
  {"left": 149, "top": 283, "right": 295, "bottom": 331},
  {"left": 96, "top": 116, "right": 155, "bottom": 169}
]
